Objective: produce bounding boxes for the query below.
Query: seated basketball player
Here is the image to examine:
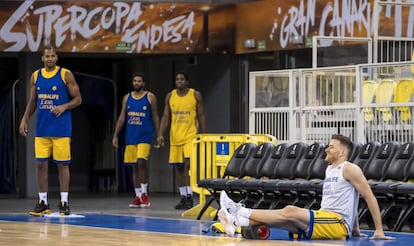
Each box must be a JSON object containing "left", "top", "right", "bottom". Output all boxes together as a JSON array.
[{"left": 219, "top": 135, "right": 395, "bottom": 240}]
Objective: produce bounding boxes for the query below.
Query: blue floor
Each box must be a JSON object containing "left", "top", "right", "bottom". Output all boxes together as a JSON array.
[{"left": 0, "top": 213, "right": 413, "bottom": 245}]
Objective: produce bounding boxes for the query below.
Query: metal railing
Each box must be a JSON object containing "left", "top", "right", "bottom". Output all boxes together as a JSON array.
[{"left": 249, "top": 61, "right": 414, "bottom": 145}]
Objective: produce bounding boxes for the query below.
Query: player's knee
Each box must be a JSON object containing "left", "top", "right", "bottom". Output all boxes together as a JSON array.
[
  {"left": 176, "top": 165, "right": 185, "bottom": 173},
  {"left": 281, "top": 205, "right": 299, "bottom": 218},
  {"left": 57, "top": 164, "right": 69, "bottom": 172}
]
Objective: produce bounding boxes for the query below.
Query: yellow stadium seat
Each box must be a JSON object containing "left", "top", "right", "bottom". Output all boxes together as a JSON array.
[
  {"left": 411, "top": 51, "right": 414, "bottom": 74},
  {"left": 363, "top": 80, "right": 377, "bottom": 122},
  {"left": 394, "top": 79, "right": 414, "bottom": 121},
  {"left": 375, "top": 79, "right": 395, "bottom": 121}
]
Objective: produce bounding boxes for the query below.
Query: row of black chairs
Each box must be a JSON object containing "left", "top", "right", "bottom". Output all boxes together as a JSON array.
[
  {"left": 197, "top": 142, "right": 332, "bottom": 219},
  {"left": 197, "top": 140, "right": 414, "bottom": 232},
  {"left": 356, "top": 141, "right": 414, "bottom": 231}
]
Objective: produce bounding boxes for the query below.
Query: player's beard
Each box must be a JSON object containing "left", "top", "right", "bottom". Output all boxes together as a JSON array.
[
  {"left": 324, "top": 154, "right": 334, "bottom": 164},
  {"left": 133, "top": 86, "right": 143, "bottom": 92},
  {"left": 45, "top": 62, "right": 56, "bottom": 70}
]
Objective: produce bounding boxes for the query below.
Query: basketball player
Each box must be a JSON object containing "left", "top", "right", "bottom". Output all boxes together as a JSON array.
[
  {"left": 218, "top": 135, "right": 395, "bottom": 240},
  {"left": 112, "top": 72, "right": 161, "bottom": 208},
  {"left": 158, "top": 72, "right": 206, "bottom": 210},
  {"left": 19, "top": 46, "right": 82, "bottom": 216}
]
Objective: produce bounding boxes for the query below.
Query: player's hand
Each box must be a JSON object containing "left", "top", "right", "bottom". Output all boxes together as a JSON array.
[
  {"left": 157, "top": 136, "right": 165, "bottom": 147},
  {"left": 51, "top": 105, "right": 66, "bottom": 117},
  {"left": 352, "top": 228, "right": 367, "bottom": 237},
  {"left": 112, "top": 137, "right": 118, "bottom": 148},
  {"left": 19, "top": 121, "right": 28, "bottom": 137},
  {"left": 370, "top": 231, "right": 396, "bottom": 240},
  {"left": 353, "top": 232, "right": 368, "bottom": 237}
]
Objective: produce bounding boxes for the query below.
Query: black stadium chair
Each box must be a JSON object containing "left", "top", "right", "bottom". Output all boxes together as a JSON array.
[
  {"left": 293, "top": 143, "right": 327, "bottom": 180},
  {"left": 369, "top": 142, "right": 414, "bottom": 230},
  {"left": 348, "top": 140, "right": 381, "bottom": 218},
  {"left": 348, "top": 141, "right": 363, "bottom": 162},
  {"left": 226, "top": 142, "right": 276, "bottom": 201},
  {"left": 254, "top": 143, "right": 289, "bottom": 179},
  {"left": 358, "top": 141, "right": 400, "bottom": 228},
  {"left": 231, "top": 142, "right": 289, "bottom": 208},
  {"left": 392, "top": 181, "right": 414, "bottom": 231},
  {"left": 270, "top": 142, "right": 309, "bottom": 181},
  {"left": 260, "top": 142, "right": 309, "bottom": 209},
  {"left": 364, "top": 142, "right": 400, "bottom": 182},
  {"left": 238, "top": 143, "right": 276, "bottom": 180},
  {"left": 196, "top": 142, "right": 257, "bottom": 219},
  {"left": 386, "top": 144, "right": 414, "bottom": 231},
  {"left": 351, "top": 141, "right": 381, "bottom": 172},
  {"left": 277, "top": 142, "right": 328, "bottom": 209},
  {"left": 307, "top": 144, "right": 328, "bottom": 181}
]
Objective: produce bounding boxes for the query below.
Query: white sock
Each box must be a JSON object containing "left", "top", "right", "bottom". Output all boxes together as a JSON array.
[
  {"left": 141, "top": 183, "right": 148, "bottom": 194},
  {"left": 39, "top": 192, "right": 48, "bottom": 205},
  {"left": 179, "top": 186, "right": 187, "bottom": 196},
  {"left": 236, "top": 207, "right": 251, "bottom": 227},
  {"left": 186, "top": 186, "right": 193, "bottom": 196},
  {"left": 135, "top": 188, "right": 142, "bottom": 198},
  {"left": 60, "top": 192, "right": 68, "bottom": 203}
]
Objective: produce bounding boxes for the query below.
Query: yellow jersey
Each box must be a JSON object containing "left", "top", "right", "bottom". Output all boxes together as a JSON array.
[{"left": 169, "top": 88, "right": 198, "bottom": 145}]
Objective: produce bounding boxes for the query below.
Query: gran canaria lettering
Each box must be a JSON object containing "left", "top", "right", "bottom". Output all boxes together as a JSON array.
[
  {"left": 0, "top": 1, "right": 195, "bottom": 52},
  {"left": 270, "top": 0, "right": 414, "bottom": 48},
  {"left": 39, "top": 99, "right": 55, "bottom": 110},
  {"left": 128, "top": 116, "right": 142, "bottom": 125}
]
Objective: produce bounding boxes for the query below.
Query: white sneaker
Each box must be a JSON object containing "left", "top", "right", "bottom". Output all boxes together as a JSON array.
[
  {"left": 218, "top": 208, "right": 237, "bottom": 236},
  {"left": 220, "top": 191, "right": 239, "bottom": 215},
  {"left": 219, "top": 191, "right": 246, "bottom": 236}
]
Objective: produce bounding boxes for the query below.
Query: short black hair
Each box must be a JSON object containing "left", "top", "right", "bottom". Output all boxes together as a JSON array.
[
  {"left": 331, "top": 134, "right": 353, "bottom": 158},
  {"left": 42, "top": 45, "right": 57, "bottom": 55},
  {"left": 132, "top": 72, "right": 145, "bottom": 82},
  {"left": 175, "top": 71, "right": 189, "bottom": 81}
]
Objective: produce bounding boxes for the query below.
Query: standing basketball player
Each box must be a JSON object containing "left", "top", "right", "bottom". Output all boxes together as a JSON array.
[
  {"left": 19, "top": 46, "right": 82, "bottom": 216},
  {"left": 158, "top": 72, "right": 206, "bottom": 209},
  {"left": 112, "top": 72, "right": 161, "bottom": 208}
]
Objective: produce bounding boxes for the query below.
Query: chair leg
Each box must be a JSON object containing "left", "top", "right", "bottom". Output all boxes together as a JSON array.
[
  {"left": 358, "top": 199, "right": 376, "bottom": 229},
  {"left": 380, "top": 200, "right": 398, "bottom": 230},
  {"left": 196, "top": 194, "right": 216, "bottom": 220},
  {"left": 358, "top": 200, "right": 368, "bottom": 221},
  {"left": 252, "top": 195, "right": 265, "bottom": 209},
  {"left": 268, "top": 195, "right": 281, "bottom": 209},
  {"left": 393, "top": 203, "right": 414, "bottom": 232},
  {"left": 303, "top": 196, "right": 317, "bottom": 209},
  {"left": 380, "top": 200, "right": 394, "bottom": 219}
]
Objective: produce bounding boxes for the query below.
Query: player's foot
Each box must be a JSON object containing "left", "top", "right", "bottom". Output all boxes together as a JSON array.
[
  {"left": 218, "top": 207, "right": 237, "bottom": 236},
  {"left": 219, "top": 191, "right": 245, "bottom": 236},
  {"left": 129, "top": 196, "right": 141, "bottom": 208},
  {"left": 140, "top": 193, "right": 150, "bottom": 207},
  {"left": 185, "top": 195, "right": 193, "bottom": 209},
  {"left": 29, "top": 200, "right": 51, "bottom": 216},
  {"left": 220, "top": 191, "right": 240, "bottom": 215},
  {"left": 59, "top": 201, "right": 71, "bottom": 215},
  {"left": 175, "top": 196, "right": 187, "bottom": 209}
]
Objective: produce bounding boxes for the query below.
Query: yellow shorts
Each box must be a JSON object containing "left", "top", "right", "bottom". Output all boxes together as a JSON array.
[
  {"left": 124, "top": 143, "right": 151, "bottom": 165},
  {"left": 290, "top": 210, "right": 349, "bottom": 240},
  {"left": 169, "top": 142, "right": 192, "bottom": 165},
  {"left": 35, "top": 137, "right": 71, "bottom": 164}
]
